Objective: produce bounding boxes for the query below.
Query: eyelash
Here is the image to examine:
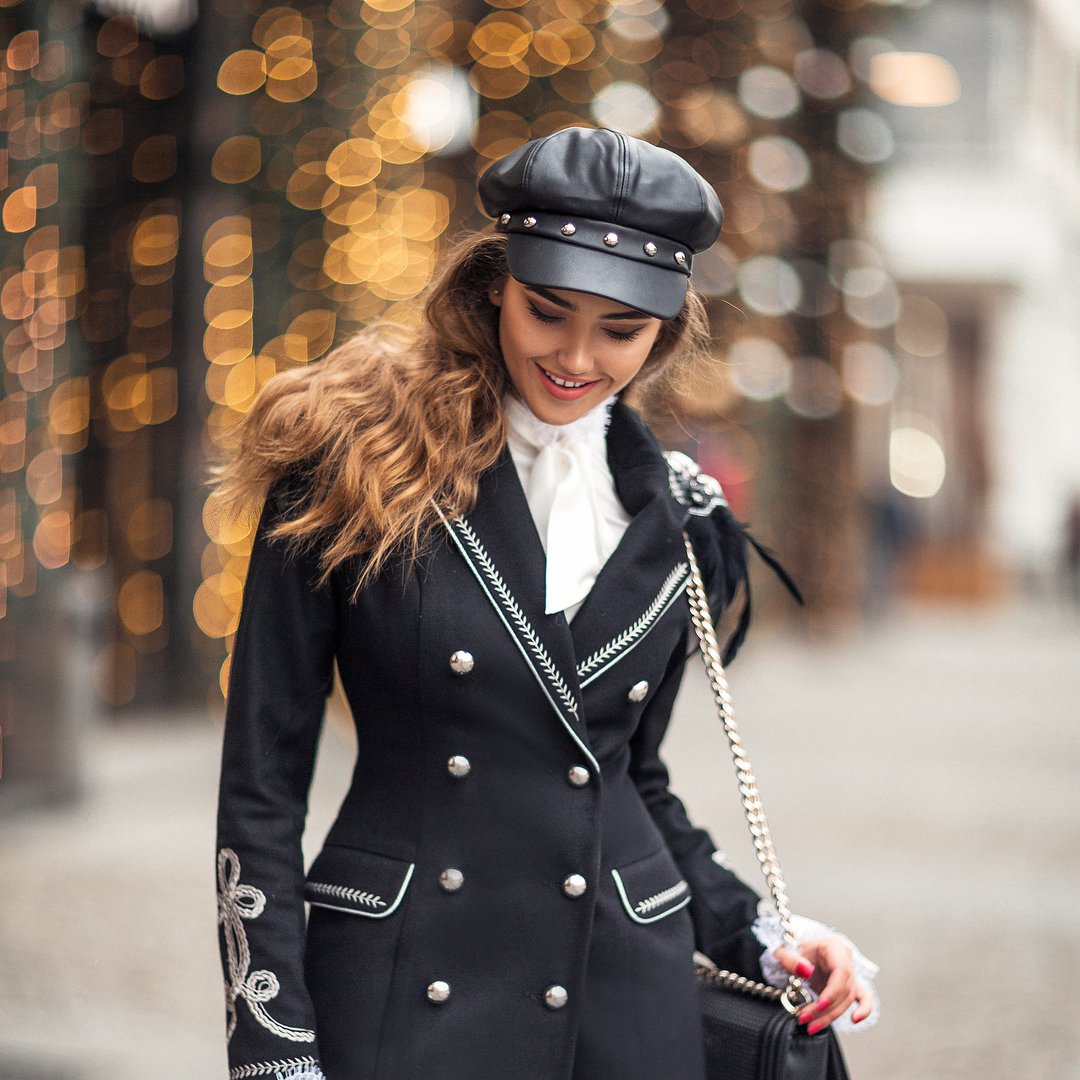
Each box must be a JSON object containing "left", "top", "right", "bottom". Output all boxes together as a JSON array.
[
  {"left": 527, "top": 302, "right": 562, "bottom": 325},
  {"left": 526, "top": 301, "right": 644, "bottom": 343}
]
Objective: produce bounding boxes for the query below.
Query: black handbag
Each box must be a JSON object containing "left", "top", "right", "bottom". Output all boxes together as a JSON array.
[{"left": 683, "top": 533, "right": 852, "bottom": 1080}]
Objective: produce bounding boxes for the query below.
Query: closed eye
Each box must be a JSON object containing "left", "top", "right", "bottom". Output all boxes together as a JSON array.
[
  {"left": 528, "top": 301, "right": 645, "bottom": 343},
  {"left": 603, "top": 326, "right": 644, "bottom": 343},
  {"left": 526, "top": 301, "right": 563, "bottom": 325}
]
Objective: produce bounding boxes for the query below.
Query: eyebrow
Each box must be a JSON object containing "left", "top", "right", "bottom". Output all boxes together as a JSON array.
[{"left": 526, "top": 285, "right": 649, "bottom": 321}]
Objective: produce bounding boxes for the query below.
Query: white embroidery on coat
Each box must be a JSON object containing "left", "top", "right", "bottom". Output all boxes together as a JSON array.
[
  {"left": 611, "top": 868, "right": 692, "bottom": 924},
  {"left": 450, "top": 515, "right": 581, "bottom": 720},
  {"left": 576, "top": 561, "right": 690, "bottom": 686},
  {"left": 435, "top": 504, "right": 599, "bottom": 774},
  {"left": 663, "top": 450, "right": 728, "bottom": 516},
  {"left": 228, "top": 1058, "right": 322, "bottom": 1080},
  {"left": 305, "top": 881, "right": 386, "bottom": 910},
  {"left": 635, "top": 878, "right": 689, "bottom": 914},
  {"left": 217, "top": 848, "right": 316, "bottom": 1045},
  {"left": 275, "top": 1066, "right": 326, "bottom": 1080}
]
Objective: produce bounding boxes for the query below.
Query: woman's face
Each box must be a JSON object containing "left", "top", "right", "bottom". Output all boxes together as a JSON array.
[{"left": 489, "top": 274, "right": 664, "bottom": 425}]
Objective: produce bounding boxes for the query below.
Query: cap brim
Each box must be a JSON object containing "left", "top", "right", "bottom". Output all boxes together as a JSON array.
[{"left": 505, "top": 234, "right": 687, "bottom": 320}]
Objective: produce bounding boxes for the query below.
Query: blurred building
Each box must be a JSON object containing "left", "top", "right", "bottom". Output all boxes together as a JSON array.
[{"left": 866, "top": 0, "right": 1080, "bottom": 594}]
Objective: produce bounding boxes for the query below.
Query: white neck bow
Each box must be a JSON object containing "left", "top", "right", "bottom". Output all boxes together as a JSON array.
[{"left": 504, "top": 394, "right": 621, "bottom": 617}]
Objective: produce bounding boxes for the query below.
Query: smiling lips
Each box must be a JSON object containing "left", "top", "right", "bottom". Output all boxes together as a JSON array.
[{"left": 536, "top": 362, "right": 601, "bottom": 400}]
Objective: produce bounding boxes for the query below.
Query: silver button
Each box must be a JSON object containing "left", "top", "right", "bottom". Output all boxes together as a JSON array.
[
  {"left": 627, "top": 680, "right": 649, "bottom": 703},
  {"left": 603, "top": 232, "right": 619, "bottom": 247},
  {"left": 499, "top": 213, "right": 511, "bottom": 225},
  {"left": 447, "top": 754, "right": 471, "bottom": 778},
  {"left": 523, "top": 216, "right": 537, "bottom": 228},
  {"left": 427, "top": 980, "right": 451, "bottom": 1003},
  {"left": 566, "top": 765, "right": 590, "bottom": 787},
  {"left": 674, "top": 250, "right": 687, "bottom": 265},
  {"left": 561, "top": 223, "right": 576, "bottom": 236},
  {"left": 544, "top": 984, "right": 568, "bottom": 1009},
  {"left": 643, "top": 241, "right": 658, "bottom": 257},
  {"left": 439, "top": 868, "right": 464, "bottom": 892},
  {"left": 449, "top": 650, "right": 474, "bottom": 674},
  {"left": 562, "top": 874, "right": 587, "bottom": 898}
]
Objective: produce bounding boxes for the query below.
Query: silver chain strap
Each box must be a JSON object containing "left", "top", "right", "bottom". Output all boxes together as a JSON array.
[{"left": 683, "top": 533, "right": 807, "bottom": 1008}]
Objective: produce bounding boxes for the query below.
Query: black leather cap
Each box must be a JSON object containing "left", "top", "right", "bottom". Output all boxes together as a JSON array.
[{"left": 478, "top": 126, "right": 723, "bottom": 320}]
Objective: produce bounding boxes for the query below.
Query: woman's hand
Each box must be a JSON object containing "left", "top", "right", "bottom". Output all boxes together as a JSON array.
[{"left": 773, "top": 936, "right": 874, "bottom": 1034}]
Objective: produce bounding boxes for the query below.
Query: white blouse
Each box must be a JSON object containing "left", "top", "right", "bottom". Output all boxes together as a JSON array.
[{"left": 503, "top": 392, "right": 630, "bottom": 622}]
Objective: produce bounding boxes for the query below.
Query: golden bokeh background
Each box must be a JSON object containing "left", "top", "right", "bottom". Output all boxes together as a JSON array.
[{"left": 2, "top": 0, "right": 956, "bottom": 722}]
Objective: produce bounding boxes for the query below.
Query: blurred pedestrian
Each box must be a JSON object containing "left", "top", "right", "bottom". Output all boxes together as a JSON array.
[
  {"left": 1065, "top": 494, "right": 1080, "bottom": 607},
  {"left": 208, "top": 127, "right": 878, "bottom": 1080},
  {"left": 862, "top": 482, "right": 919, "bottom": 619}
]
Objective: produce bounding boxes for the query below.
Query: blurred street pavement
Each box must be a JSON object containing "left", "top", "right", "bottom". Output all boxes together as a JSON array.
[{"left": 1, "top": 598, "right": 1078, "bottom": 1079}]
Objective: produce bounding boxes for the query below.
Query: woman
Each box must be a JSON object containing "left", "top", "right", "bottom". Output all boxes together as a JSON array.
[{"left": 211, "top": 126, "right": 878, "bottom": 1080}]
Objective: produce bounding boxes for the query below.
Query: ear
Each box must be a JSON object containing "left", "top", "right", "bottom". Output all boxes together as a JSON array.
[{"left": 488, "top": 277, "right": 506, "bottom": 307}]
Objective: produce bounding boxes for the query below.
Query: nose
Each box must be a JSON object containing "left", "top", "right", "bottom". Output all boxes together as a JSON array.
[{"left": 556, "top": 335, "right": 592, "bottom": 376}]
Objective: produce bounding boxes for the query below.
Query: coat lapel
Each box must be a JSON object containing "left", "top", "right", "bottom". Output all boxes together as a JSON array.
[
  {"left": 568, "top": 400, "right": 692, "bottom": 688},
  {"left": 435, "top": 448, "right": 597, "bottom": 770}
]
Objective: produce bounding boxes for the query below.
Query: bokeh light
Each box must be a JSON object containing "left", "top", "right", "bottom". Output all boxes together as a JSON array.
[
  {"left": 890, "top": 424, "right": 946, "bottom": 499},
  {"left": 1, "top": 0, "right": 899, "bottom": 708},
  {"left": 738, "top": 65, "right": 800, "bottom": 120},
  {"left": 727, "top": 337, "right": 792, "bottom": 402},
  {"left": 837, "top": 106, "right": 895, "bottom": 163},
  {"left": 870, "top": 51, "right": 961, "bottom": 107},
  {"left": 842, "top": 341, "right": 900, "bottom": 406}
]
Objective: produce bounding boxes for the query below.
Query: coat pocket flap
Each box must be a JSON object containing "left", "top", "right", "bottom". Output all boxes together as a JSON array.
[
  {"left": 611, "top": 846, "right": 692, "bottom": 924},
  {"left": 304, "top": 844, "right": 415, "bottom": 918}
]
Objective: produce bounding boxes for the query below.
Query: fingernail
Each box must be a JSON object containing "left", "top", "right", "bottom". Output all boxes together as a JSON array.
[
  {"left": 852, "top": 1013, "right": 864, "bottom": 1024},
  {"left": 798, "top": 1011, "right": 813, "bottom": 1025},
  {"left": 796, "top": 961, "right": 815, "bottom": 979},
  {"left": 806, "top": 1022, "right": 823, "bottom": 1036},
  {"left": 815, "top": 997, "right": 831, "bottom": 1012}
]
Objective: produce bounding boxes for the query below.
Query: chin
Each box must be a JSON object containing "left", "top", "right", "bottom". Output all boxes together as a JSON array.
[{"left": 531, "top": 398, "right": 595, "bottom": 425}]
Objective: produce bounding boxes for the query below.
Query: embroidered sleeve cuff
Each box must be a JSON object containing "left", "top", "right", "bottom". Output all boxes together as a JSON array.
[
  {"left": 228, "top": 1058, "right": 326, "bottom": 1079},
  {"left": 751, "top": 901, "right": 881, "bottom": 1034}
]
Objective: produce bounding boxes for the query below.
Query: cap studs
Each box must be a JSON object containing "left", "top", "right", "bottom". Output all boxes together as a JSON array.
[
  {"left": 674, "top": 251, "right": 687, "bottom": 266},
  {"left": 643, "top": 242, "right": 657, "bottom": 257},
  {"left": 499, "top": 213, "right": 510, "bottom": 226},
  {"left": 603, "top": 232, "right": 619, "bottom": 247},
  {"left": 523, "top": 216, "right": 537, "bottom": 228},
  {"left": 560, "top": 223, "right": 576, "bottom": 236}
]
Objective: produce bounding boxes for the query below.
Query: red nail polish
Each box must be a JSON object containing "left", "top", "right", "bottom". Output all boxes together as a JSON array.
[
  {"left": 807, "top": 1022, "right": 823, "bottom": 1036},
  {"left": 852, "top": 1014, "right": 864, "bottom": 1024},
  {"left": 798, "top": 1011, "right": 812, "bottom": 1025},
  {"left": 796, "top": 961, "right": 815, "bottom": 979},
  {"left": 816, "top": 997, "right": 831, "bottom": 1012}
]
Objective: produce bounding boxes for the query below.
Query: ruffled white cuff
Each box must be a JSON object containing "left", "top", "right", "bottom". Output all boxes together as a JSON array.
[
  {"left": 274, "top": 1067, "right": 326, "bottom": 1080},
  {"left": 751, "top": 900, "right": 881, "bottom": 1033}
]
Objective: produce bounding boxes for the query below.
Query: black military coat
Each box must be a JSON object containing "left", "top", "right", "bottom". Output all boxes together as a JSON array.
[{"left": 215, "top": 399, "right": 768, "bottom": 1080}]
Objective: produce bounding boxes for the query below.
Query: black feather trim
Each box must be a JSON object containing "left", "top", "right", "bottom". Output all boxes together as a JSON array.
[{"left": 686, "top": 504, "right": 803, "bottom": 666}]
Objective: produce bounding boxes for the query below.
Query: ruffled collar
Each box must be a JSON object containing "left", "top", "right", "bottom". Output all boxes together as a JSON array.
[{"left": 503, "top": 392, "right": 617, "bottom": 449}]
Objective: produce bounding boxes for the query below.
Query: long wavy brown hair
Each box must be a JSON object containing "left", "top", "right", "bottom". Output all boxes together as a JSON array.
[{"left": 207, "top": 231, "right": 712, "bottom": 600}]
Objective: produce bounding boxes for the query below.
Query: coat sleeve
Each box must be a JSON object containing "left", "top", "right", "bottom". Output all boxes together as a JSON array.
[
  {"left": 214, "top": 470, "right": 337, "bottom": 1080},
  {"left": 626, "top": 628, "right": 766, "bottom": 980}
]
